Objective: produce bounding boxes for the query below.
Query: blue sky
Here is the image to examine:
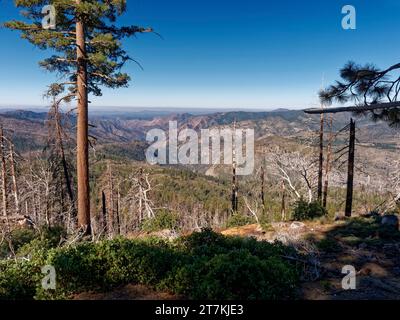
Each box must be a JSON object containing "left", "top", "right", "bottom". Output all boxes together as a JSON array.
[{"left": 0, "top": 0, "right": 399, "bottom": 109}]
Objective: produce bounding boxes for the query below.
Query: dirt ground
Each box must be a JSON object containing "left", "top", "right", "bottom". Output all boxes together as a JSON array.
[{"left": 222, "top": 221, "right": 400, "bottom": 300}]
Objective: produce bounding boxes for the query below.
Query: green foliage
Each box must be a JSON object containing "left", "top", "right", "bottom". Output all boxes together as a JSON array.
[
  {"left": 1, "top": 225, "right": 66, "bottom": 259},
  {"left": 141, "top": 211, "right": 179, "bottom": 232},
  {"left": 292, "top": 199, "right": 327, "bottom": 221},
  {"left": 1, "top": 229, "right": 300, "bottom": 300},
  {"left": 0, "top": 229, "right": 36, "bottom": 258},
  {"left": 226, "top": 213, "right": 254, "bottom": 228},
  {"left": 316, "top": 237, "right": 342, "bottom": 253},
  {"left": 5, "top": 0, "right": 152, "bottom": 99}
]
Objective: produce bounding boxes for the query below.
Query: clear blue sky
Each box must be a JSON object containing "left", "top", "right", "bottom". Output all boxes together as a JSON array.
[{"left": 0, "top": 0, "right": 399, "bottom": 109}]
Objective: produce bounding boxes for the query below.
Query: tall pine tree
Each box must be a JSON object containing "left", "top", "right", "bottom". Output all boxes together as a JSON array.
[{"left": 5, "top": 0, "right": 153, "bottom": 234}]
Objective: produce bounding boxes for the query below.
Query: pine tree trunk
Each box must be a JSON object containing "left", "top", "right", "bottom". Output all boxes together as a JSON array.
[
  {"left": 76, "top": 1, "right": 91, "bottom": 234},
  {"left": 0, "top": 128, "right": 7, "bottom": 217},
  {"left": 345, "top": 119, "right": 356, "bottom": 217}
]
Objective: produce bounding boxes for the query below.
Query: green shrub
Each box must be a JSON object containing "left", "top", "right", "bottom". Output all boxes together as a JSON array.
[
  {"left": 1, "top": 229, "right": 301, "bottom": 300},
  {"left": 0, "top": 229, "right": 36, "bottom": 258},
  {"left": 0, "top": 226, "right": 66, "bottom": 259},
  {"left": 292, "top": 199, "right": 327, "bottom": 221},
  {"left": 316, "top": 237, "right": 342, "bottom": 253},
  {"left": 226, "top": 213, "right": 254, "bottom": 228},
  {"left": 141, "top": 211, "right": 179, "bottom": 232},
  {"left": 190, "top": 250, "right": 298, "bottom": 300}
]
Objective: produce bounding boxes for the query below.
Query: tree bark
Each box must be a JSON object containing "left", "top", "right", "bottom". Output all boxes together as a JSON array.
[
  {"left": 345, "top": 119, "right": 356, "bottom": 217},
  {"left": 76, "top": 0, "right": 91, "bottom": 234}
]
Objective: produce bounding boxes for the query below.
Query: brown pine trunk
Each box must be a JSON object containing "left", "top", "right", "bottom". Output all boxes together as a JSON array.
[
  {"left": 9, "top": 142, "right": 19, "bottom": 215},
  {"left": 0, "top": 128, "right": 7, "bottom": 217},
  {"left": 317, "top": 113, "right": 324, "bottom": 203},
  {"left": 76, "top": 0, "right": 91, "bottom": 234}
]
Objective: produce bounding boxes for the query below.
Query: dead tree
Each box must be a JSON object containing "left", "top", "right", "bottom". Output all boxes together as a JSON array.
[
  {"left": 101, "top": 190, "right": 107, "bottom": 235},
  {"left": 8, "top": 141, "right": 19, "bottom": 215},
  {"left": 317, "top": 113, "right": 324, "bottom": 203},
  {"left": 345, "top": 119, "right": 356, "bottom": 217},
  {"left": 0, "top": 127, "right": 7, "bottom": 217},
  {"left": 260, "top": 165, "right": 265, "bottom": 214},
  {"left": 115, "top": 181, "right": 121, "bottom": 235},
  {"left": 281, "top": 180, "right": 286, "bottom": 221},
  {"left": 107, "top": 161, "right": 115, "bottom": 236},
  {"left": 322, "top": 115, "right": 334, "bottom": 208},
  {"left": 231, "top": 120, "right": 238, "bottom": 214}
]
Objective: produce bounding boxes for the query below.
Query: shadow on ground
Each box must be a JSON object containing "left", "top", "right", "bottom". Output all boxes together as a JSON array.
[{"left": 300, "top": 216, "right": 400, "bottom": 300}]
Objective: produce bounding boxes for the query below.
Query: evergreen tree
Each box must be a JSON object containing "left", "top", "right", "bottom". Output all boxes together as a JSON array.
[
  {"left": 4, "top": 0, "right": 153, "bottom": 234},
  {"left": 319, "top": 61, "right": 400, "bottom": 127}
]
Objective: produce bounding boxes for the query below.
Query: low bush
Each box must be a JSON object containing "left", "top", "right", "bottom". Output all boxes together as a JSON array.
[
  {"left": 226, "top": 213, "right": 254, "bottom": 228},
  {"left": 292, "top": 199, "right": 327, "bottom": 221},
  {"left": 1, "top": 229, "right": 301, "bottom": 300},
  {"left": 141, "top": 211, "right": 180, "bottom": 232}
]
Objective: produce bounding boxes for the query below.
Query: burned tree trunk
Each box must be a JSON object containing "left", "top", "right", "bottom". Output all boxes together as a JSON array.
[
  {"left": 281, "top": 180, "right": 286, "bottom": 221},
  {"left": 0, "top": 128, "right": 7, "bottom": 217},
  {"left": 8, "top": 141, "right": 19, "bottom": 215},
  {"left": 317, "top": 113, "right": 324, "bottom": 203},
  {"left": 116, "top": 183, "right": 121, "bottom": 235},
  {"left": 323, "top": 115, "right": 334, "bottom": 208},
  {"left": 260, "top": 166, "right": 265, "bottom": 214},
  {"left": 101, "top": 190, "right": 107, "bottom": 234},
  {"left": 107, "top": 161, "right": 114, "bottom": 236},
  {"left": 345, "top": 119, "right": 356, "bottom": 217},
  {"left": 231, "top": 121, "right": 238, "bottom": 213}
]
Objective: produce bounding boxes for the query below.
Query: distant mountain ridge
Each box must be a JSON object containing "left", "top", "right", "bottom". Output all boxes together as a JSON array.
[{"left": 0, "top": 108, "right": 398, "bottom": 153}]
